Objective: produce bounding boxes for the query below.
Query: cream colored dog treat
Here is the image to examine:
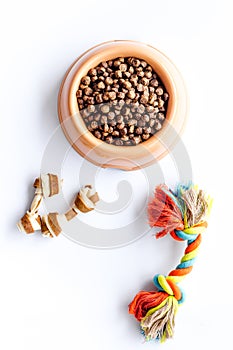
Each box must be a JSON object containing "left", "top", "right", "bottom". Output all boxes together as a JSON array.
[
  {"left": 65, "top": 185, "right": 99, "bottom": 220},
  {"left": 17, "top": 212, "right": 41, "bottom": 234},
  {"left": 41, "top": 212, "right": 62, "bottom": 238},
  {"left": 17, "top": 193, "right": 42, "bottom": 234},
  {"left": 34, "top": 173, "right": 63, "bottom": 198}
]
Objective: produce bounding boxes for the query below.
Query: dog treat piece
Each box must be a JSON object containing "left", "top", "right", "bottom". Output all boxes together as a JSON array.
[
  {"left": 17, "top": 193, "right": 43, "bottom": 234},
  {"left": 73, "top": 185, "right": 99, "bottom": 213},
  {"left": 34, "top": 173, "right": 62, "bottom": 197},
  {"left": 64, "top": 208, "right": 78, "bottom": 221},
  {"left": 17, "top": 212, "right": 41, "bottom": 234},
  {"left": 41, "top": 212, "right": 62, "bottom": 238},
  {"left": 65, "top": 185, "right": 99, "bottom": 220},
  {"left": 77, "top": 57, "right": 169, "bottom": 146}
]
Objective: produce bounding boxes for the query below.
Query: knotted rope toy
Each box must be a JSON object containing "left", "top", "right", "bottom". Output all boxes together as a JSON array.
[{"left": 129, "top": 183, "right": 212, "bottom": 342}]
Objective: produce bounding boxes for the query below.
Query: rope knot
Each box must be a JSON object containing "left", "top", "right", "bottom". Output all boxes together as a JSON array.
[
  {"left": 172, "top": 220, "right": 208, "bottom": 241},
  {"left": 153, "top": 274, "right": 184, "bottom": 304}
]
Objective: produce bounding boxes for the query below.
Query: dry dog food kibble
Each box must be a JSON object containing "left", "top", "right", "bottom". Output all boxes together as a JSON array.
[{"left": 76, "top": 57, "right": 169, "bottom": 146}]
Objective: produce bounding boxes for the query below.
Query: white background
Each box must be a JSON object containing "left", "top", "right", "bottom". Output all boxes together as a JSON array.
[{"left": 1, "top": 1, "right": 233, "bottom": 349}]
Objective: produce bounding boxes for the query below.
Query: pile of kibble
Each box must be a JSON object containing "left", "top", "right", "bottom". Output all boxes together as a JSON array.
[{"left": 76, "top": 57, "right": 169, "bottom": 146}]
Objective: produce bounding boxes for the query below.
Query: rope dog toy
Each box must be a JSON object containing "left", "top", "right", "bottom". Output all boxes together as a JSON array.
[{"left": 129, "top": 183, "right": 212, "bottom": 342}]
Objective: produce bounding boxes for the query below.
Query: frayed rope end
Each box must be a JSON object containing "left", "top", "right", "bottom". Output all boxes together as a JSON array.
[
  {"left": 129, "top": 291, "right": 178, "bottom": 342},
  {"left": 141, "top": 296, "right": 178, "bottom": 342}
]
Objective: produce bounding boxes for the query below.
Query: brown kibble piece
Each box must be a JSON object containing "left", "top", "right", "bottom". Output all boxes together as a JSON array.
[
  {"left": 156, "top": 87, "right": 164, "bottom": 96},
  {"left": 116, "top": 115, "right": 124, "bottom": 123},
  {"left": 128, "top": 119, "right": 137, "bottom": 126},
  {"left": 121, "top": 135, "right": 129, "bottom": 141},
  {"left": 127, "top": 90, "right": 136, "bottom": 99},
  {"left": 84, "top": 87, "right": 93, "bottom": 96},
  {"left": 129, "top": 125, "right": 134, "bottom": 133},
  {"left": 87, "top": 105, "right": 95, "bottom": 113},
  {"left": 141, "top": 77, "right": 149, "bottom": 86},
  {"left": 158, "top": 98, "right": 165, "bottom": 108},
  {"left": 103, "top": 92, "right": 110, "bottom": 101},
  {"left": 140, "top": 95, "right": 148, "bottom": 104},
  {"left": 117, "top": 92, "right": 125, "bottom": 99},
  {"left": 109, "top": 91, "right": 116, "bottom": 100},
  {"left": 105, "top": 77, "right": 114, "bottom": 85},
  {"left": 144, "top": 71, "right": 152, "bottom": 79},
  {"left": 132, "top": 136, "right": 141, "bottom": 145},
  {"left": 81, "top": 76, "right": 91, "bottom": 85},
  {"left": 89, "top": 68, "right": 97, "bottom": 76},
  {"left": 115, "top": 70, "right": 122, "bottom": 78},
  {"left": 123, "top": 81, "right": 132, "bottom": 90},
  {"left": 140, "top": 60, "right": 147, "bottom": 68},
  {"left": 119, "top": 64, "right": 127, "bottom": 72},
  {"left": 154, "top": 120, "right": 162, "bottom": 130},
  {"left": 105, "top": 136, "right": 113, "bottom": 144},
  {"left": 128, "top": 66, "right": 134, "bottom": 74},
  {"left": 96, "top": 94, "right": 103, "bottom": 103},
  {"left": 137, "top": 84, "right": 144, "bottom": 92},
  {"left": 98, "top": 81, "right": 105, "bottom": 89},
  {"left": 137, "top": 104, "right": 145, "bottom": 113},
  {"left": 144, "top": 126, "right": 151, "bottom": 134},
  {"left": 117, "top": 122, "right": 125, "bottom": 130},
  {"left": 142, "top": 133, "right": 150, "bottom": 140},
  {"left": 150, "top": 79, "right": 159, "bottom": 87},
  {"left": 142, "top": 114, "right": 150, "bottom": 123},
  {"left": 76, "top": 90, "right": 82, "bottom": 98},
  {"left": 103, "top": 123, "right": 109, "bottom": 133},
  {"left": 108, "top": 111, "right": 115, "bottom": 120},
  {"left": 135, "top": 127, "right": 143, "bottom": 135},
  {"left": 124, "top": 71, "right": 131, "bottom": 78},
  {"left": 94, "top": 130, "right": 102, "bottom": 139},
  {"left": 90, "top": 121, "right": 98, "bottom": 129},
  {"left": 132, "top": 59, "right": 140, "bottom": 67},
  {"left": 121, "top": 127, "right": 128, "bottom": 136},
  {"left": 113, "top": 59, "right": 121, "bottom": 67},
  {"left": 149, "top": 119, "right": 155, "bottom": 127},
  {"left": 115, "top": 139, "right": 124, "bottom": 146},
  {"left": 158, "top": 113, "right": 165, "bottom": 121}
]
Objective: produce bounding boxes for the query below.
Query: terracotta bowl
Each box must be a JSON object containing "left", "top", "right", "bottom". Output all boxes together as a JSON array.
[{"left": 58, "top": 40, "right": 188, "bottom": 171}]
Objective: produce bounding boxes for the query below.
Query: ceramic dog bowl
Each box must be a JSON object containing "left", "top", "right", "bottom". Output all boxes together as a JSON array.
[{"left": 58, "top": 40, "right": 188, "bottom": 170}]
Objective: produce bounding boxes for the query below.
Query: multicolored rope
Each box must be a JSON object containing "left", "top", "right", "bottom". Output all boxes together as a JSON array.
[{"left": 129, "top": 183, "right": 212, "bottom": 342}]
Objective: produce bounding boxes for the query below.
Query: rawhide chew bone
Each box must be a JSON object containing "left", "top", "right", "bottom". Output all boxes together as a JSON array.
[
  {"left": 65, "top": 185, "right": 99, "bottom": 220},
  {"left": 18, "top": 176, "right": 99, "bottom": 237},
  {"left": 17, "top": 173, "right": 62, "bottom": 234}
]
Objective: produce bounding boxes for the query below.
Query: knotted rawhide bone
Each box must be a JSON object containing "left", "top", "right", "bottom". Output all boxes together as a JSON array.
[
  {"left": 17, "top": 173, "right": 62, "bottom": 234},
  {"left": 39, "top": 186, "right": 99, "bottom": 238},
  {"left": 34, "top": 173, "right": 63, "bottom": 198},
  {"left": 17, "top": 192, "right": 43, "bottom": 234},
  {"left": 129, "top": 183, "right": 212, "bottom": 343}
]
